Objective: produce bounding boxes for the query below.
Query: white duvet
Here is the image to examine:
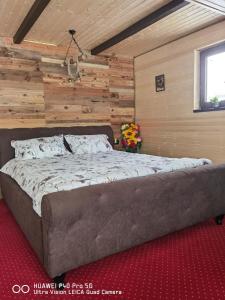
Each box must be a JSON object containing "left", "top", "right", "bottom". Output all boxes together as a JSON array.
[{"left": 0, "top": 150, "right": 211, "bottom": 217}]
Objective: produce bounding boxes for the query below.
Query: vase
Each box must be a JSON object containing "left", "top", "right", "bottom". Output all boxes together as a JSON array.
[{"left": 126, "top": 148, "right": 137, "bottom": 153}]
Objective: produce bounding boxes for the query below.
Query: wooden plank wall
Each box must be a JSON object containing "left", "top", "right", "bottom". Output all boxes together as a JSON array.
[
  {"left": 135, "top": 20, "right": 225, "bottom": 164},
  {"left": 0, "top": 38, "right": 134, "bottom": 138}
]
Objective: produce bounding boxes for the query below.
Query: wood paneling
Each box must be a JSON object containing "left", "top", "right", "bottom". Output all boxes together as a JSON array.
[
  {"left": 0, "top": 0, "right": 35, "bottom": 37},
  {"left": 189, "top": 0, "right": 225, "bottom": 14},
  {"left": 0, "top": 39, "right": 134, "bottom": 138},
  {"left": 91, "top": 0, "right": 189, "bottom": 55},
  {"left": 105, "top": 3, "right": 224, "bottom": 57},
  {"left": 25, "top": 0, "right": 170, "bottom": 49},
  {"left": 0, "top": 0, "right": 223, "bottom": 58},
  {"left": 13, "top": 0, "right": 51, "bottom": 44},
  {"left": 135, "top": 20, "right": 225, "bottom": 163},
  {"left": 24, "top": 0, "right": 224, "bottom": 57}
]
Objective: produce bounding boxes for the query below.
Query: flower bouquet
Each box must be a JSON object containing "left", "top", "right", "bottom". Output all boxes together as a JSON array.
[{"left": 121, "top": 123, "right": 142, "bottom": 153}]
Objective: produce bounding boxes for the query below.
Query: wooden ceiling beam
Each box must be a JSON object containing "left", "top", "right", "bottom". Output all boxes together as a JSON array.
[
  {"left": 91, "top": 0, "right": 189, "bottom": 55},
  {"left": 13, "top": 0, "right": 51, "bottom": 44}
]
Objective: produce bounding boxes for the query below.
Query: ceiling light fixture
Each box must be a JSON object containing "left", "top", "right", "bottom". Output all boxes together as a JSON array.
[{"left": 62, "top": 29, "right": 87, "bottom": 82}]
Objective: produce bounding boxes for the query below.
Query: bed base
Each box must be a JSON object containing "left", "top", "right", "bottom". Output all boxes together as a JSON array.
[
  {"left": 1, "top": 126, "right": 225, "bottom": 282},
  {"left": 215, "top": 215, "right": 224, "bottom": 225},
  {"left": 53, "top": 215, "right": 225, "bottom": 291},
  {"left": 2, "top": 163, "right": 225, "bottom": 281},
  {"left": 53, "top": 215, "right": 225, "bottom": 290},
  {"left": 39, "top": 163, "right": 225, "bottom": 279}
]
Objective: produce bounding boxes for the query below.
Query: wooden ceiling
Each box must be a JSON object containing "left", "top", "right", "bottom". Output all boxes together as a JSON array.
[
  {"left": 103, "top": 2, "right": 224, "bottom": 56},
  {"left": 25, "top": 0, "right": 171, "bottom": 48},
  {"left": 0, "top": 0, "right": 224, "bottom": 57},
  {"left": 0, "top": 0, "right": 35, "bottom": 37},
  {"left": 190, "top": 0, "right": 225, "bottom": 14}
]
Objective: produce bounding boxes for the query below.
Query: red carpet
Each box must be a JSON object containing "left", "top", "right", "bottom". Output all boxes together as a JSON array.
[{"left": 1, "top": 200, "right": 225, "bottom": 300}]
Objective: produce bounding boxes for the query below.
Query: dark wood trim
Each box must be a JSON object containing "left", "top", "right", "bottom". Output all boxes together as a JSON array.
[
  {"left": 193, "top": 107, "right": 225, "bottom": 113},
  {"left": 91, "top": 0, "right": 189, "bottom": 55},
  {"left": 13, "top": 0, "right": 51, "bottom": 44}
]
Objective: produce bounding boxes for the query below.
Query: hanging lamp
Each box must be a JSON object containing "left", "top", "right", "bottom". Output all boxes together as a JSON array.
[{"left": 62, "top": 29, "right": 87, "bottom": 82}]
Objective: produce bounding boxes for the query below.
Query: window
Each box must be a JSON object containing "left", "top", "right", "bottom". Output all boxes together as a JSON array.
[{"left": 199, "top": 41, "right": 225, "bottom": 111}]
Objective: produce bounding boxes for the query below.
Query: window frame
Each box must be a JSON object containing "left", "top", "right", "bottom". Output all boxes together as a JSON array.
[{"left": 197, "top": 41, "right": 225, "bottom": 113}]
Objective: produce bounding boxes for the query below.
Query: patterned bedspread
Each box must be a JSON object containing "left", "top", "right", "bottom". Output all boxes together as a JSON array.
[{"left": 0, "top": 151, "right": 211, "bottom": 216}]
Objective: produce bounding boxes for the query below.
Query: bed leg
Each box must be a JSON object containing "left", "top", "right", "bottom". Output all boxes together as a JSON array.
[
  {"left": 53, "top": 273, "right": 66, "bottom": 290},
  {"left": 215, "top": 215, "right": 224, "bottom": 225}
]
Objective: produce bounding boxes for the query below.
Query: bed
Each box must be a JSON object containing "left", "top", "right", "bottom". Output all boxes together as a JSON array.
[{"left": 0, "top": 125, "right": 225, "bottom": 289}]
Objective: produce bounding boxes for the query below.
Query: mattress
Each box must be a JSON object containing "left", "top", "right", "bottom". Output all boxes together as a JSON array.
[{"left": 0, "top": 150, "right": 211, "bottom": 217}]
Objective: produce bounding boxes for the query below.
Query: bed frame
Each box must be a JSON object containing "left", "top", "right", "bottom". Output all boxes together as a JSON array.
[{"left": 0, "top": 125, "right": 225, "bottom": 290}]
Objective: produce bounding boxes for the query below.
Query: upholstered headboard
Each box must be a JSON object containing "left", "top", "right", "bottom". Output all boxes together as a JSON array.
[{"left": 0, "top": 125, "right": 114, "bottom": 168}]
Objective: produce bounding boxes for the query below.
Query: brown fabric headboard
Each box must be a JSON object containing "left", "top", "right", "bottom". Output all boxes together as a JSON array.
[{"left": 0, "top": 126, "right": 114, "bottom": 168}]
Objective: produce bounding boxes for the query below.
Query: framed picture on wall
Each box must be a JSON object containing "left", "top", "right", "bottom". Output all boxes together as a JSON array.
[{"left": 155, "top": 74, "right": 165, "bottom": 92}]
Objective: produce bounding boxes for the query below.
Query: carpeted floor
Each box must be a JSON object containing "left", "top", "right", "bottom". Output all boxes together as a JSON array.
[{"left": 1, "top": 200, "right": 225, "bottom": 300}]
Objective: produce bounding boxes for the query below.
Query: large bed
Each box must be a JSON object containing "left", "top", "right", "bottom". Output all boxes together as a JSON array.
[{"left": 0, "top": 125, "right": 225, "bottom": 289}]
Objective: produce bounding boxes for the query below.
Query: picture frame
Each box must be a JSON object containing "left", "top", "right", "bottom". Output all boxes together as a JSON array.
[{"left": 155, "top": 74, "right": 165, "bottom": 92}]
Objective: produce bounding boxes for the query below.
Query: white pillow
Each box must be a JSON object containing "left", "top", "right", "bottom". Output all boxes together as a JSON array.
[
  {"left": 11, "top": 135, "right": 69, "bottom": 160},
  {"left": 65, "top": 134, "right": 113, "bottom": 155}
]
